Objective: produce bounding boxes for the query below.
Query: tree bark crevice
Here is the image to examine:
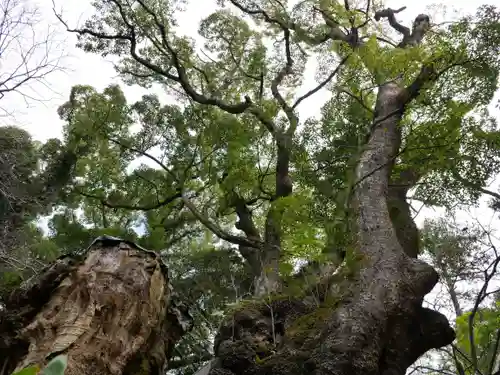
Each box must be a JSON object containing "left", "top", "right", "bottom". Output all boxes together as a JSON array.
[{"left": 388, "top": 168, "right": 421, "bottom": 258}]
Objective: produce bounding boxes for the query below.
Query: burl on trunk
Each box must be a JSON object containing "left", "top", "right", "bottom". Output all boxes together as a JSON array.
[{"left": 0, "top": 236, "right": 192, "bottom": 375}]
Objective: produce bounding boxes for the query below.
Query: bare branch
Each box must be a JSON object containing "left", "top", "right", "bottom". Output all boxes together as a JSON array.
[
  {"left": 374, "top": 7, "right": 410, "bottom": 37},
  {"left": 293, "top": 54, "right": 350, "bottom": 109},
  {"left": 0, "top": 0, "right": 65, "bottom": 115}
]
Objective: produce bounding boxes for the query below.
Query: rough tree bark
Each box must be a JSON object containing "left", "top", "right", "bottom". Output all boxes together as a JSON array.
[{"left": 0, "top": 236, "right": 192, "bottom": 375}]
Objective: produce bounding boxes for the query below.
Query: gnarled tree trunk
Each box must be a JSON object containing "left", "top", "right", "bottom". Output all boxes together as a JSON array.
[
  {"left": 0, "top": 236, "right": 192, "bottom": 375},
  {"left": 202, "top": 77, "right": 455, "bottom": 375},
  {"left": 49, "top": 2, "right": 461, "bottom": 375},
  {"left": 203, "top": 88, "right": 454, "bottom": 375}
]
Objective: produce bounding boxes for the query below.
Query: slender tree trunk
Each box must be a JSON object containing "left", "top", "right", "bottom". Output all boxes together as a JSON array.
[
  {"left": 254, "top": 134, "right": 295, "bottom": 297},
  {"left": 443, "top": 273, "right": 463, "bottom": 317},
  {"left": 205, "top": 83, "right": 455, "bottom": 375},
  {"left": 0, "top": 236, "right": 192, "bottom": 375}
]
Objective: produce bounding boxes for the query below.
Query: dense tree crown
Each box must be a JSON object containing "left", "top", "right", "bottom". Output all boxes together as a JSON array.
[{"left": 1, "top": 0, "right": 500, "bottom": 374}]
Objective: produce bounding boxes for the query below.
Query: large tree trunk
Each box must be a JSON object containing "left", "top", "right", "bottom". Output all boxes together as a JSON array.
[
  {"left": 203, "top": 83, "right": 455, "bottom": 375},
  {"left": 0, "top": 236, "right": 192, "bottom": 375}
]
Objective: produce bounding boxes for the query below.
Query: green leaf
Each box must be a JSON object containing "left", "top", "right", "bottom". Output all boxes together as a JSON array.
[
  {"left": 41, "top": 355, "right": 68, "bottom": 375},
  {"left": 11, "top": 366, "right": 40, "bottom": 375}
]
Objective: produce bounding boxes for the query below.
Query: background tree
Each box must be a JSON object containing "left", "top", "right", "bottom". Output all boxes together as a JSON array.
[
  {"left": 0, "top": 0, "right": 67, "bottom": 303},
  {"left": 0, "top": 0, "right": 64, "bottom": 118},
  {"left": 0, "top": 126, "right": 77, "bottom": 302},
  {"left": 410, "top": 216, "right": 500, "bottom": 375}
]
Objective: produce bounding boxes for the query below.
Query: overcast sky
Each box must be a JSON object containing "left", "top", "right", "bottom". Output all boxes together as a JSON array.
[{"left": 2, "top": 0, "right": 500, "bottom": 226}]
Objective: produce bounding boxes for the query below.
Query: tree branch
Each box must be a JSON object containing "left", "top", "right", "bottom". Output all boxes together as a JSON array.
[
  {"left": 374, "top": 7, "right": 410, "bottom": 38},
  {"left": 232, "top": 195, "right": 261, "bottom": 240},
  {"left": 271, "top": 27, "right": 298, "bottom": 135},
  {"left": 488, "top": 329, "right": 500, "bottom": 375},
  {"left": 0, "top": 0, "right": 65, "bottom": 113},
  {"left": 77, "top": 189, "right": 182, "bottom": 211},
  {"left": 228, "top": 0, "right": 288, "bottom": 29},
  {"left": 53, "top": 0, "right": 253, "bottom": 115},
  {"left": 230, "top": 194, "right": 262, "bottom": 276},
  {"left": 313, "top": 6, "right": 352, "bottom": 43},
  {"left": 181, "top": 192, "right": 261, "bottom": 248},
  {"left": 337, "top": 86, "right": 374, "bottom": 114},
  {"left": 107, "top": 137, "right": 179, "bottom": 182},
  {"left": 451, "top": 170, "right": 500, "bottom": 201},
  {"left": 468, "top": 250, "right": 500, "bottom": 373},
  {"left": 293, "top": 54, "right": 350, "bottom": 109}
]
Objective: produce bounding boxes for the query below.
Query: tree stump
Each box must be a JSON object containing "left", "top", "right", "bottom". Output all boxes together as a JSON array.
[{"left": 0, "top": 236, "right": 192, "bottom": 375}]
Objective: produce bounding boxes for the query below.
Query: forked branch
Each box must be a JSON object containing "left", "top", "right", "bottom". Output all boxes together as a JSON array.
[{"left": 374, "top": 7, "right": 410, "bottom": 37}]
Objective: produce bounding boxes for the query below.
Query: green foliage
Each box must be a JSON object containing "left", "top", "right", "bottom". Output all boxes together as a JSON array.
[
  {"left": 0, "top": 126, "right": 40, "bottom": 226},
  {"left": 0, "top": 126, "right": 70, "bottom": 297},
  {"left": 11, "top": 366, "right": 40, "bottom": 375},
  {"left": 421, "top": 218, "right": 485, "bottom": 281},
  {"left": 455, "top": 302, "right": 500, "bottom": 375},
  {"left": 53, "top": 0, "right": 500, "bottom": 269},
  {"left": 0, "top": 271, "right": 23, "bottom": 297},
  {"left": 0, "top": 222, "right": 63, "bottom": 302},
  {"left": 10, "top": 354, "right": 68, "bottom": 375},
  {"left": 43, "top": 2, "right": 500, "bottom": 371},
  {"left": 419, "top": 217, "right": 500, "bottom": 375}
]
